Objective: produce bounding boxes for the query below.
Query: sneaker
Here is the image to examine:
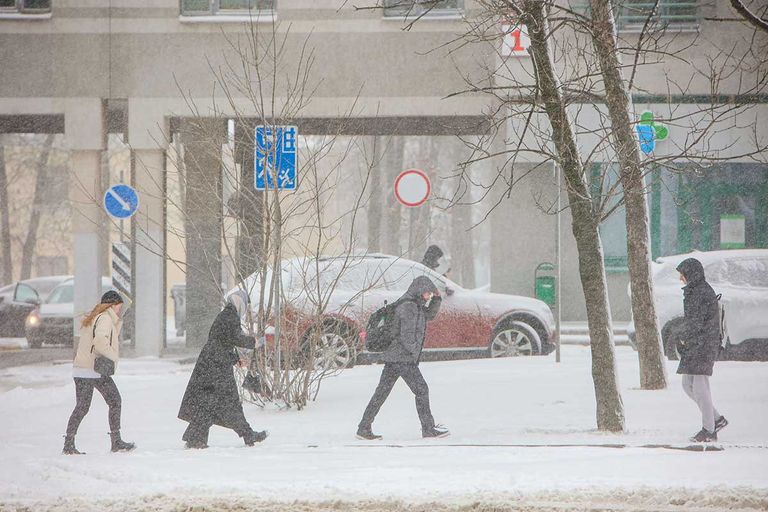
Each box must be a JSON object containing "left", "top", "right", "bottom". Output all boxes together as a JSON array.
[
  {"left": 422, "top": 424, "right": 450, "bottom": 439},
  {"left": 714, "top": 415, "right": 728, "bottom": 433},
  {"left": 356, "top": 427, "right": 383, "bottom": 441},
  {"left": 690, "top": 428, "right": 717, "bottom": 443}
]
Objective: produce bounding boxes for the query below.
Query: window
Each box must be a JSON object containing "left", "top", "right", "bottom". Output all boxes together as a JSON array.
[
  {"left": 383, "top": 0, "right": 463, "bottom": 18},
  {"left": 14, "top": 283, "right": 40, "bottom": 304},
  {"left": 181, "top": 0, "right": 275, "bottom": 17},
  {"left": 591, "top": 163, "right": 629, "bottom": 272},
  {"left": 616, "top": 0, "right": 699, "bottom": 31},
  {"left": 0, "top": 0, "right": 50, "bottom": 14},
  {"left": 46, "top": 283, "right": 73, "bottom": 304},
  {"left": 570, "top": 1, "right": 699, "bottom": 32}
]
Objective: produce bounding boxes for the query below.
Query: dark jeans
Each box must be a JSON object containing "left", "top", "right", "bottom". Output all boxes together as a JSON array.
[
  {"left": 359, "top": 362, "right": 435, "bottom": 431},
  {"left": 66, "top": 377, "right": 122, "bottom": 436}
]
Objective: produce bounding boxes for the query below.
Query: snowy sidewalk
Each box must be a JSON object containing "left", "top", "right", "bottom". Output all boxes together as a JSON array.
[{"left": 0, "top": 346, "right": 767, "bottom": 511}]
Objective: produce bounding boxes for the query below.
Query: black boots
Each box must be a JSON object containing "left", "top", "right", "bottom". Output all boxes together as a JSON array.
[
  {"left": 62, "top": 435, "right": 84, "bottom": 455},
  {"left": 243, "top": 429, "right": 268, "bottom": 446},
  {"left": 109, "top": 431, "right": 136, "bottom": 452}
]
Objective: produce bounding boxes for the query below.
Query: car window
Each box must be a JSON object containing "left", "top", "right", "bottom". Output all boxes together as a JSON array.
[
  {"left": 46, "top": 283, "right": 74, "bottom": 304},
  {"left": 293, "top": 260, "right": 387, "bottom": 293},
  {"left": 14, "top": 283, "right": 40, "bottom": 303},
  {"left": 384, "top": 262, "right": 446, "bottom": 292},
  {"left": 709, "top": 258, "right": 768, "bottom": 288}
]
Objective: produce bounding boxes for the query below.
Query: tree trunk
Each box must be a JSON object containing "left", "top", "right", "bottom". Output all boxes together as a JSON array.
[
  {"left": 367, "top": 136, "right": 383, "bottom": 252},
  {"left": 0, "top": 143, "right": 12, "bottom": 284},
  {"left": 382, "top": 137, "right": 404, "bottom": 256},
  {"left": 19, "top": 135, "right": 55, "bottom": 280},
  {"left": 524, "top": 0, "right": 625, "bottom": 432},
  {"left": 589, "top": 0, "right": 667, "bottom": 390}
]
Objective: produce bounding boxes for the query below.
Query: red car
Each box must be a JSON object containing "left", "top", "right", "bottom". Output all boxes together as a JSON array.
[{"left": 230, "top": 254, "right": 556, "bottom": 370}]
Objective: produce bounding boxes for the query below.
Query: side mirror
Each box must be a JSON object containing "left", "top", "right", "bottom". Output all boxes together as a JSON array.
[{"left": 445, "top": 287, "right": 455, "bottom": 297}]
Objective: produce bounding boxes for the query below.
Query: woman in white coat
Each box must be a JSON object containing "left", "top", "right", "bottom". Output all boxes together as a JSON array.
[{"left": 63, "top": 291, "right": 135, "bottom": 454}]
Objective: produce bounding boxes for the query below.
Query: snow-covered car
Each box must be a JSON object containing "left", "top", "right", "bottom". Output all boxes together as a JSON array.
[
  {"left": 25, "top": 277, "right": 131, "bottom": 348},
  {"left": 229, "top": 254, "right": 557, "bottom": 370},
  {"left": 626, "top": 249, "right": 768, "bottom": 361}
]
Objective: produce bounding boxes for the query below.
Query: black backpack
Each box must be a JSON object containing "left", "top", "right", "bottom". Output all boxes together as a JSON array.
[{"left": 364, "top": 299, "right": 411, "bottom": 353}]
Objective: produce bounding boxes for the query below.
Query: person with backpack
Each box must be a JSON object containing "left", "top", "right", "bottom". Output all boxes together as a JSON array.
[
  {"left": 356, "top": 275, "right": 449, "bottom": 440},
  {"left": 178, "top": 294, "right": 268, "bottom": 449},
  {"left": 676, "top": 257, "right": 728, "bottom": 442},
  {"left": 63, "top": 291, "right": 135, "bottom": 455}
]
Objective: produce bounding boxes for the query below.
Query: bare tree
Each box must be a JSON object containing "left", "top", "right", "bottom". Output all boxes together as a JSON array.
[
  {"left": 0, "top": 142, "right": 11, "bottom": 284},
  {"left": 588, "top": 0, "right": 666, "bottom": 390}
]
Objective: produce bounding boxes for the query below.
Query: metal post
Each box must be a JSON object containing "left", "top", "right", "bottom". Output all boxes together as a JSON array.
[{"left": 555, "top": 163, "right": 562, "bottom": 363}]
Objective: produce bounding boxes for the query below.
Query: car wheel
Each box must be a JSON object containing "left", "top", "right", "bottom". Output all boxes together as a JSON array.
[
  {"left": 301, "top": 324, "right": 357, "bottom": 371},
  {"left": 489, "top": 320, "right": 541, "bottom": 357},
  {"left": 27, "top": 335, "right": 44, "bottom": 349}
]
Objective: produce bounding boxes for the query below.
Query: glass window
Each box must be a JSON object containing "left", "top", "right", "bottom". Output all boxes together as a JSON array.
[
  {"left": 46, "top": 283, "right": 74, "bottom": 304},
  {"left": 616, "top": 0, "right": 699, "bottom": 31},
  {"left": 293, "top": 260, "right": 388, "bottom": 293},
  {"left": 708, "top": 258, "right": 768, "bottom": 288},
  {"left": 14, "top": 283, "right": 40, "bottom": 303},
  {"left": 591, "top": 163, "right": 628, "bottom": 271},
  {"left": 383, "top": 0, "right": 463, "bottom": 18},
  {"left": 0, "top": 0, "right": 51, "bottom": 13},
  {"left": 181, "top": 0, "right": 275, "bottom": 16}
]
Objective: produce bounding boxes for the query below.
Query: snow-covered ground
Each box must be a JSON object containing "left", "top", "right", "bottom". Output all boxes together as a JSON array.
[{"left": 1, "top": 346, "right": 767, "bottom": 511}]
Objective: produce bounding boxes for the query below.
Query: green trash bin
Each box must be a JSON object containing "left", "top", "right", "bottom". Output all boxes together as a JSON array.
[{"left": 534, "top": 262, "right": 556, "bottom": 306}]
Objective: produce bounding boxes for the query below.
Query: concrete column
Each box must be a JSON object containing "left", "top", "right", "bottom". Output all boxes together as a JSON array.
[
  {"left": 182, "top": 118, "right": 225, "bottom": 348},
  {"left": 66, "top": 99, "right": 106, "bottom": 344},
  {"left": 128, "top": 99, "right": 169, "bottom": 356},
  {"left": 132, "top": 149, "right": 166, "bottom": 356}
]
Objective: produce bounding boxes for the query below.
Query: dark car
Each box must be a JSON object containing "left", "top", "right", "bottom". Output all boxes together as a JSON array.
[
  {"left": 25, "top": 277, "right": 133, "bottom": 348},
  {"left": 0, "top": 276, "right": 71, "bottom": 338}
]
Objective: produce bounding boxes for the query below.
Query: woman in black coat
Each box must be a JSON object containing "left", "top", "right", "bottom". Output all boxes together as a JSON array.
[
  {"left": 178, "top": 297, "right": 267, "bottom": 448},
  {"left": 676, "top": 258, "right": 727, "bottom": 442}
]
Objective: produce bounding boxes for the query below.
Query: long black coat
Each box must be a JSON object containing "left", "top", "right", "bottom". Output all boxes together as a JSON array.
[
  {"left": 676, "top": 258, "right": 721, "bottom": 376},
  {"left": 178, "top": 303, "right": 256, "bottom": 429}
]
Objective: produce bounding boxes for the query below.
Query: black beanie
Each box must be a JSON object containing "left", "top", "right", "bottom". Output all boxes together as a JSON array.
[{"left": 101, "top": 290, "right": 124, "bottom": 305}]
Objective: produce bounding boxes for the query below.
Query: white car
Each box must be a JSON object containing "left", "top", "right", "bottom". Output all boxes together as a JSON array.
[
  {"left": 228, "top": 254, "right": 557, "bottom": 369},
  {"left": 627, "top": 249, "right": 768, "bottom": 361}
]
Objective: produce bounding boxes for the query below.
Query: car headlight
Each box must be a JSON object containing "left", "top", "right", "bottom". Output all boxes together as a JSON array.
[{"left": 26, "top": 312, "right": 40, "bottom": 327}]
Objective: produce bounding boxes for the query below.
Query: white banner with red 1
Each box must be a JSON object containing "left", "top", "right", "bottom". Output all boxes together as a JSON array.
[
  {"left": 502, "top": 21, "right": 530, "bottom": 57},
  {"left": 394, "top": 169, "right": 431, "bottom": 207}
]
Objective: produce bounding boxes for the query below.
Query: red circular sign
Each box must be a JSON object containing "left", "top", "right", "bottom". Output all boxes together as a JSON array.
[{"left": 394, "top": 169, "right": 431, "bottom": 207}]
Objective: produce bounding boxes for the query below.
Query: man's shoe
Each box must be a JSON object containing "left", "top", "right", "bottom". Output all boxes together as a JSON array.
[
  {"left": 422, "top": 424, "right": 450, "bottom": 439},
  {"left": 356, "top": 427, "right": 382, "bottom": 441},
  {"left": 244, "top": 430, "right": 268, "bottom": 446},
  {"left": 714, "top": 415, "right": 728, "bottom": 433},
  {"left": 690, "top": 428, "right": 717, "bottom": 443}
]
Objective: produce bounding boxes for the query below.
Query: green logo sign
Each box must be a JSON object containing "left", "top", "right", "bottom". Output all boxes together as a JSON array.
[{"left": 639, "top": 111, "right": 669, "bottom": 141}]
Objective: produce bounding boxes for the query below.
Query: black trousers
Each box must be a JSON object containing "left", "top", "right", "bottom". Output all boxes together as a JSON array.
[
  {"left": 66, "top": 377, "right": 122, "bottom": 436},
  {"left": 359, "top": 362, "right": 435, "bottom": 431}
]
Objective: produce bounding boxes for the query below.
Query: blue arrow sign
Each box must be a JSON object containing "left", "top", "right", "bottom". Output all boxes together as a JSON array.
[{"left": 103, "top": 184, "right": 139, "bottom": 219}]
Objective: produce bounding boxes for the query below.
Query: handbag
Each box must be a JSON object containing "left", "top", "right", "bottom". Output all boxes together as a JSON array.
[{"left": 91, "top": 315, "right": 116, "bottom": 377}]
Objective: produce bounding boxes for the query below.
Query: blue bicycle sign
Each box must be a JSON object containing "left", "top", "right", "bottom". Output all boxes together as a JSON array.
[{"left": 255, "top": 125, "right": 298, "bottom": 191}]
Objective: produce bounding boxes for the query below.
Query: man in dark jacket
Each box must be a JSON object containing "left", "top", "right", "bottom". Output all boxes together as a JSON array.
[
  {"left": 178, "top": 298, "right": 268, "bottom": 448},
  {"left": 676, "top": 258, "right": 727, "bottom": 442},
  {"left": 356, "top": 276, "right": 449, "bottom": 440}
]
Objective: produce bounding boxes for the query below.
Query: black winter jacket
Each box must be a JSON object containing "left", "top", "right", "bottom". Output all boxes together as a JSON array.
[
  {"left": 676, "top": 258, "right": 721, "bottom": 376},
  {"left": 178, "top": 303, "right": 256, "bottom": 427},
  {"left": 381, "top": 276, "right": 441, "bottom": 364}
]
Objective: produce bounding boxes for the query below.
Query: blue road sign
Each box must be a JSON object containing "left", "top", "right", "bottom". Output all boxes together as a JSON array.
[
  {"left": 103, "top": 184, "right": 140, "bottom": 219},
  {"left": 636, "top": 124, "right": 655, "bottom": 154},
  {"left": 255, "top": 125, "right": 297, "bottom": 191}
]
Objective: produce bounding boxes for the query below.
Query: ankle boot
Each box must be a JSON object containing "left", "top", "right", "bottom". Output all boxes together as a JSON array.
[
  {"left": 109, "top": 431, "right": 136, "bottom": 452},
  {"left": 63, "top": 435, "right": 85, "bottom": 455}
]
